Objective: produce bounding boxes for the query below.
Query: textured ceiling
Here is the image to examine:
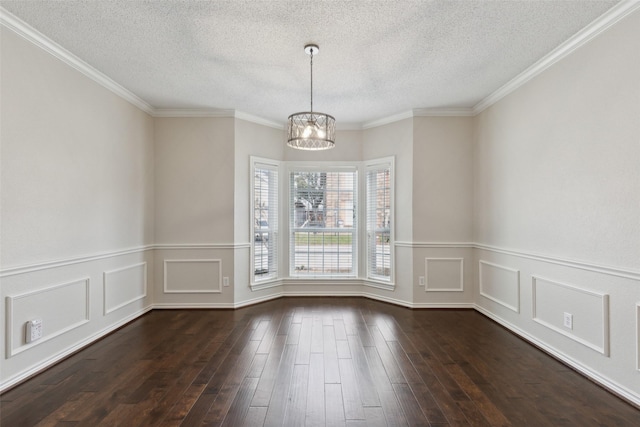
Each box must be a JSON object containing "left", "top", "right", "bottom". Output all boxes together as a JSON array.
[{"left": 1, "top": 0, "right": 620, "bottom": 126}]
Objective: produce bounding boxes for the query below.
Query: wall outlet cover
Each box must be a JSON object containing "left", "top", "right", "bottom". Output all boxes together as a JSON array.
[{"left": 26, "top": 319, "right": 43, "bottom": 343}]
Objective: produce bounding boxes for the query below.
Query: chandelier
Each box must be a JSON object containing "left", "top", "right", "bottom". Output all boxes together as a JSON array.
[{"left": 287, "top": 44, "right": 336, "bottom": 150}]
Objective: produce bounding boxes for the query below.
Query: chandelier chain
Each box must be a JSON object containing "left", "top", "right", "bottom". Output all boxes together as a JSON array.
[{"left": 310, "top": 49, "right": 314, "bottom": 113}]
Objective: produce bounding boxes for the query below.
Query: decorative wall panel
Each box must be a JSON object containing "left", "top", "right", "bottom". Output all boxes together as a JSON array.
[
  {"left": 532, "top": 276, "right": 609, "bottom": 355},
  {"left": 479, "top": 260, "right": 520, "bottom": 312},
  {"left": 103, "top": 262, "right": 147, "bottom": 314},
  {"left": 425, "top": 258, "right": 464, "bottom": 292},
  {"left": 6, "top": 278, "right": 90, "bottom": 357},
  {"left": 163, "top": 259, "right": 222, "bottom": 293}
]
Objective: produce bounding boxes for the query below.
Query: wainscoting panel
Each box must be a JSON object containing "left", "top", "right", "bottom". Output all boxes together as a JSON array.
[
  {"left": 103, "top": 263, "right": 147, "bottom": 315},
  {"left": 425, "top": 258, "right": 464, "bottom": 292},
  {"left": 532, "top": 276, "right": 609, "bottom": 356},
  {"left": 479, "top": 260, "right": 520, "bottom": 312},
  {"left": 163, "top": 259, "right": 222, "bottom": 294},
  {"left": 6, "top": 278, "right": 90, "bottom": 357}
]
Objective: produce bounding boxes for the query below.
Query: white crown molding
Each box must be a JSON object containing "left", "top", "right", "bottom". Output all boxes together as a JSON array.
[
  {"left": 336, "top": 122, "right": 364, "bottom": 131},
  {"left": 472, "top": 0, "right": 640, "bottom": 114},
  {"left": 234, "top": 111, "right": 284, "bottom": 129},
  {"left": 362, "top": 111, "right": 414, "bottom": 129},
  {"left": 152, "top": 108, "right": 235, "bottom": 118},
  {"left": 0, "top": 7, "right": 155, "bottom": 115},
  {"left": 413, "top": 108, "right": 475, "bottom": 117},
  {"left": 3, "top": 3, "right": 639, "bottom": 128}
]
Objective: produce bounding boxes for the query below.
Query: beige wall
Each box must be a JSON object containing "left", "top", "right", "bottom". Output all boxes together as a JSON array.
[
  {"left": 1, "top": 28, "right": 155, "bottom": 267},
  {"left": 474, "top": 12, "right": 640, "bottom": 269},
  {"left": 154, "top": 117, "right": 235, "bottom": 244},
  {"left": 1, "top": 27, "right": 154, "bottom": 388},
  {"left": 3, "top": 7, "right": 639, "bottom": 406},
  {"left": 233, "top": 119, "right": 285, "bottom": 304},
  {"left": 413, "top": 116, "right": 474, "bottom": 243},
  {"left": 473, "top": 10, "right": 640, "bottom": 404}
]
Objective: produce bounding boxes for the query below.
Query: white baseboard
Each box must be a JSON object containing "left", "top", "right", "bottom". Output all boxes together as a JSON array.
[
  {"left": 152, "top": 302, "right": 235, "bottom": 309},
  {"left": 474, "top": 304, "right": 640, "bottom": 409},
  {"left": 0, "top": 305, "right": 153, "bottom": 393}
]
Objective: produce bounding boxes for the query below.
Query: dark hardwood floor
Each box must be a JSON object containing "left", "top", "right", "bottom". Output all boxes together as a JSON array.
[{"left": 1, "top": 297, "right": 639, "bottom": 426}]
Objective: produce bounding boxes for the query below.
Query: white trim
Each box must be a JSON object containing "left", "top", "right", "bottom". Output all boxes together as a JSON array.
[
  {"left": 232, "top": 292, "right": 286, "bottom": 308},
  {"left": 163, "top": 259, "right": 223, "bottom": 294},
  {"left": 365, "top": 157, "right": 395, "bottom": 285},
  {"left": 531, "top": 276, "right": 610, "bottom": 356},
  {"left": 411, "top": 302, "right": 476, "bottom": 309},
  {"left": 475, "top": 304, "right": 640, "bottom": 408},
  {"left": 250, "top": 279, "right": 284, "bottom": 292},
  {"left": 0, "top": 245, "right": 153, "bottom": 277},
  {"left": 363, "top": 279, "right": 395, "bottom": 291},
  {"left": 153, "top": 108, "right": 235, "bottom": 118},
  {"left": 250, "top": 157, "right": 281, "bottom": 286},
  {"left": 335, "top": 122, "right": 364, "bottom": 131},
  {"left": 153, "top": 302, "right": 235, "bottom": 309},
  {"left": 362, "top": 111, "right": 413, "bottom": 129},
  {"left": 478, "top": 260, "right": 520, "bottom": 313},
  {"left": 395, "top": 241, "right": 474, "bottom": 248},
  {"left": 6, "top": 278, "right": 91, "bottom": 358},
  {"left": 103, "top": 262, "right": 148, "bottom": 315},
  {"left": 0, "top": 305, "right": 152, "bottom": 393},
  {"left": 637, "top": 303, "right": 640, "bottom": 371},
  {"left": 0, "top": 7, "right": 154, "bottom": 115},
  {"left": 425, "top": 258, "right": 464, "bottom": 292},
  {"left": 3, "top": 2, "right": 638, "bottom": 127},
  {"left": 413, "top": 108, "right": 475, "bottom": 117},
  {"left": 281, "top": 278, "right": 362, "bottom": 287},
  {"left": 474, "top": 243, "right": 640, "bottom": 281},
  {"left": 472, "top": 0, "right": 640, "bottom": 114},
  {"left": 2, "top": 242, "right": 635, "bottom": 282},
  {"left": 155, "top": 243, "right": 249, "bottom": 250},
  {"left": 235, "top": 111, "right": 284, "bottom": 129}
]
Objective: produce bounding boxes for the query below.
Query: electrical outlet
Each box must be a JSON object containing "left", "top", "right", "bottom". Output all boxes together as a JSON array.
[
  {"left": 419, "top": 276, "right": 425, "bottom": 286},
  {"left": 563, "top": 312, "right": 573, "bottom": 330},
  {"left": 26, "top": 319, "right": 43, "bottom": 343},
  {"left": 223, "top": 277, "right": 230, "bottom": 287}
]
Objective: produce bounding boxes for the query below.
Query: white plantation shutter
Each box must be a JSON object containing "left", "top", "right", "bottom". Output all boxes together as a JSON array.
[
  {"left": 290, "top": 168, "right": 357, "bottom": 277},
  {"left": 253, "top": 161, "right": 278, "bottom": 282},
  {"left": 366, "top": 161, "right": 393, "bottom": 281}
]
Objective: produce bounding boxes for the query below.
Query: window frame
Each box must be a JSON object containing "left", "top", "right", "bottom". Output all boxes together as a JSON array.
[
  {"left": 250, "top": 157, "right": 281, "bottom": 287},
  {"left": 364, "top": 157, "right": 395, "bottom": 285},
  {"left": 286, "top": 162, "right": 359, "bottom": 279}
]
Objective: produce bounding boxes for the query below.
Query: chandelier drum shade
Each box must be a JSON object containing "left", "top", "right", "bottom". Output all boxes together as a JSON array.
[{"left": 287, "top": 44, "right": 336, "bottom": 150}]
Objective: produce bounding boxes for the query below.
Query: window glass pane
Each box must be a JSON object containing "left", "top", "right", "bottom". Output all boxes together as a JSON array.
[
  {"left": 367, "top": 165, "right": 392, "bottom": 281},
  {"left": 253, "top": 163, "right": 278, "bottom": 281},
  {"left": 290, "top": 170, "right": 357, "bottom": 277}
]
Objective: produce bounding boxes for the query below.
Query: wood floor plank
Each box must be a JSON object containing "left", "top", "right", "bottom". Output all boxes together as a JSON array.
[
  {"left": 241, "top": 406, "right": 268, "bottom": 427},
  {"left": 323, "top": 325, "right": 341, "bottom": 384},
  {"left": 250, "top": 335, "right": 286, "bottom": 407},
  {"left": 346, "top": 334, "right": 381, "bottom": 407},
  {"left": 339, "top": 358, "right": 366, "bottom": 420},
  {"left": 262, "top": 344, "right": 297, "bottom": 427},
  {"left": 295, "top": 316, "right": 313, "bottom": 365},
  {"left": 282, "top": 364, "right": 309, "bottom": 426},
  {"left": 363, "top": 346, "right": 409, "bottom": 426},
  {"left": 219, "top": 377, "right": 259, "bottom": 427},
  {"left": 305, "top": 352, "right": 326, "bottom": 427},
  {"left": 392, "top": 382, "right": 430, "bottom": 426},
  {"left": 325, "top": 383, "right": 346, "bottom": 427},
  {"left": 2, "top": 299, "right": 639, "bottom": 427}
]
